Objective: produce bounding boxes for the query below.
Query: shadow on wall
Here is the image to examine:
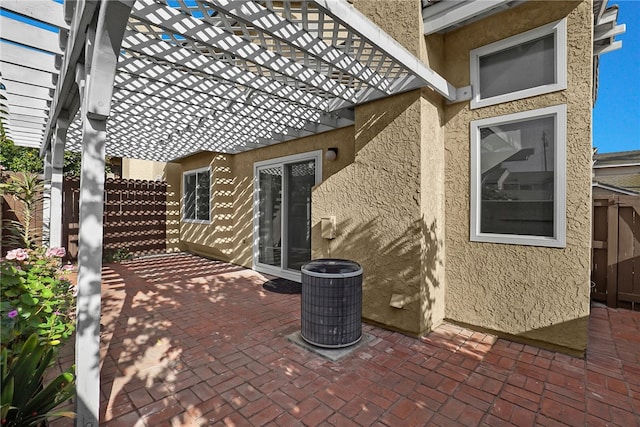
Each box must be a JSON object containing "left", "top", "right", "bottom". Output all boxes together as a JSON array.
[
  {"left": 450, "top": 314, "right": 590, "bottom": 358},
  {"left": 313, "top": 216, "right": 443, "bottom": 336},
  {"left": 206, "top": 157, "right": 234, "bottom": 256},
  {"left": 179, "top": 155, "right": 236, "bottom": 260},
  {"left": 231, "top": 175, "right": 255, "bottom": 267},
  {"left": 353, "top": 91, "right": 421, "bottom": 153},
  {"left": 162, "top": 163, "right": 182, "bottom": 253}
]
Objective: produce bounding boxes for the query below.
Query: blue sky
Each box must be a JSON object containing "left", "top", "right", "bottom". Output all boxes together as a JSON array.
[{"left": 593, "top": 1, "right": 640, "bottom": 153}]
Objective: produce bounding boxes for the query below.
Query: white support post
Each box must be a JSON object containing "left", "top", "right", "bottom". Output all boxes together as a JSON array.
[
  {"left": 49, "top": 119, "right": 69, "bottom": 248},
  {"left": 73, "top": 1, "right": 134, "bottom": 426},
  {"left": 42, "top": 149, "right": 53, "bottom": 246},
  {"left": 75, "top": 105, "right": 107, "bottom": 427}
]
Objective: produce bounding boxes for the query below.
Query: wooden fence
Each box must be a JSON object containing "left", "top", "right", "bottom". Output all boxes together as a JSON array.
[
  {"left": 63, "top": 177, "right": 167, "bottom": 261},
  {"left": 592, "top": 195, "right": 640, "bottom": 310},
  {"left": 1, "top": 176, "right": 44, "bottom": 255}
]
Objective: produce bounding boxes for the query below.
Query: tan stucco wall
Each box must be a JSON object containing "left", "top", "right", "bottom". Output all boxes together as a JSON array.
[
  {"left": 164, "top": 162, "right": 182, "bottom": 253},
  {"left": 442, "top": 1, "right": 593, "bottom": 354},
  {"left": 230, "top": 128, "right": 355, "bottom": 268},
  {"left": 171, "top": 0, "right": 594, "bottom": 352},
  {"left": 313, "top": 92, "right": 447, "bottom": 335},
  {"left": 312, "top": 1, "right": 447, "bottom": 335},
  {"left": 176, "top": 152, "right": 234, "bottom": 261},
  {"left": 177, "top": 127, "right": 355, "bottom": 266},
  {"left": 121, "top": 158, "right": 167, "bottom": 181}
]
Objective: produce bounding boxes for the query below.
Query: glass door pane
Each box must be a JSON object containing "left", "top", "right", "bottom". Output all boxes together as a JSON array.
[
  {"left": 258, "top": 166, "right": 282, "bottom": 267},
  {"left": 285, "top": 160, "right": 315, "bottom": 271}
]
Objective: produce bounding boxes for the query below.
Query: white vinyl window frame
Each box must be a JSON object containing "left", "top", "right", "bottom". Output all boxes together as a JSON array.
[
  {"left": 252, "top": 150, "right": 322, "bottom": 282},
  {"left": 182, "top": 166, "right": 211, "bottom": 224},
  {"left": 470, "top": 19, "right": 567, "bottom": 109},
  {"left": 470, "top": 104, "right": 567, "bottom": 248}
]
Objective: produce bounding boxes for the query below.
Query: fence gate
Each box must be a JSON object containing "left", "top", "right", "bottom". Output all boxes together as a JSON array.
[
  {"left": 592, "top": 195, "right": 640, "bottom": 310},
  {"left": 63, "top": 177, "right": 167, "bottom": 261}
]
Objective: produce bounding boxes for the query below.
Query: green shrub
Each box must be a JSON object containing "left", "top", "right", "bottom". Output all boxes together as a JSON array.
[
  {"left": 0, "top": 172, "right": 44, "bottom": 249},
  {"left": 103, "top": 247, "right": 133, "bottom": 263},
  {"left": 1, "top": 246, "right": 76, "bottom": 360},
  {"left": 1, "top": 334, "right": 75, "bottom": 426}
]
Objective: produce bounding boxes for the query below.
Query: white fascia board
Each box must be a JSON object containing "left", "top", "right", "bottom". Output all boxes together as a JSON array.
[
  {"left": 593, "top": 162, "right": 640, "bottom": 169},
  {"left": 0, "top": 62, "right": 56, "bottom": 88},
  {"left": 0, "top": 16, "right": 62, "bottom": 54},
  {"left": 1, "top": 0, "right": 69, "bottom": 29},
  {"left": 0, "top": 42, "right": 58, "bottom": 73},
  {"left": 423, "top": 0, "right": 514, "bottom": 35},
  {"left": 594, "top": 40, "right": 622, "bottom": 56},
  {"left": 314, "top": 0, "right": 456, "bottom": 101},
  {"left": 592, "top": 182, "right": 639, "bottom": 196}
]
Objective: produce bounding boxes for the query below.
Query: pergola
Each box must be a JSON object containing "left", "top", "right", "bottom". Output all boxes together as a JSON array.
[
  {"left": 0, "top": 1, "right": 465, "bottom": 424},
  {"left": 0, "top": 0, "right": 624, "bottom": 425}
]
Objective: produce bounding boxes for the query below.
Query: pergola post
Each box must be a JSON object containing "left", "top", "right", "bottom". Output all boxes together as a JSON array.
[
  {"left": 73, "top": 2, "right": 133, "bottom": 425},
  {"left": 42, "top": 149, "right": 52, "bottom": 246},
  {"left": 49, "top": 119, "right": 69, "bottom": 248}
]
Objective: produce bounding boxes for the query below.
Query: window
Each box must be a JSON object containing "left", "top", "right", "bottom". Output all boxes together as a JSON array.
[
  {"left": 470, "top": 105, "right": 566, "bottom": 247},
  {"left": 470, "top": 19, "right": 567, "bottom": 109},
  {"left": 183, "top": 167, "right": 210, "bottom": 222}
]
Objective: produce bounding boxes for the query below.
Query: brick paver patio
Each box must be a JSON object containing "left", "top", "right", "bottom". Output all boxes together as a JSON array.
[{"left": 52, "top": 253, "right": 640, "bottom": 426}]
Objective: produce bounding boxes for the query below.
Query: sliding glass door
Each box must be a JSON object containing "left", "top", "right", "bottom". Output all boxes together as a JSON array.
[{"left": 254, "top": 151, "right": 321, "bottom": 281}]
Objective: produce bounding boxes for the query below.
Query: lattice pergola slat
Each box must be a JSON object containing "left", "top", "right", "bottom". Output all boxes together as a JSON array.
[{"left": 3, "top": 0, "right": 460, "bottom": 163}]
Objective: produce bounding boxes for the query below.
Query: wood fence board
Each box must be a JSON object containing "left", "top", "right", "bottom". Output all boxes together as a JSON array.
[
  {"left": 591, "top": 248, "right": 608, "bottom": 298},
  {"left": 1, "top": 174, "right": 44, "bottom": 252},
  {"left": 632, "top": 203, "right": 640, "bottom": 300},
  {"left": 592, "top": 195, "right": 640, "bottom": 310},
  {"left": 617, "top": 207, "right": 634, "bottom": 303},
  {"left": 606, "top": 202, "right": 619, "bottom": 308},
  {"left": 593, "top": 204, "right": 608, "bottom": 242},
  {"left": 62, "top": 177, "right": 167, "bottom": 262}
]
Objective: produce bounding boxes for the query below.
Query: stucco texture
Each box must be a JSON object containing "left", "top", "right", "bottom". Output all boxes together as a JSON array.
[
  {"left": 442, "top": 1, "right": 593, "bottom": 354},
  {"left": 172, "top": 0, "right": 594, "bottom": 353},
  {"left": 312, "top": 1, "right": 446, "bottom": 335},
  {"left": 121, "top": 158, "right": 166, "bottom": 181},
  {"left": 177, "top": 127, "right": 355, "bottom": 267},
  {"left": 164, "top": 162, "right": 182, "bottom": 253}
]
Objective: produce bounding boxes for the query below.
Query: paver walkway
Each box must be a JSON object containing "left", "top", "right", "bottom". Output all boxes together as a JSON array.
[{"left": 52, "top": 253, "right": 640, "bottom": 426}]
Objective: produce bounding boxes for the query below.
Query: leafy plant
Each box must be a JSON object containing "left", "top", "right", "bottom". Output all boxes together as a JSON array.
[
  {"left": 0, "top": 172, "right": 44, "bottom": 249},
  {"left": 0, "top": 121, "right": 44, "bottom": 174},
  {"left": 1, "top": 334, "right": 75, "bottom": 426},
  {"left": 0, "top": 120, "right": 110, "bottom": 177},
  {"left": 1, "top": 247, "right": 76, "bottom": 360},
  {"left": 103, "top": 247, "right": 133, "bottom": 263}
]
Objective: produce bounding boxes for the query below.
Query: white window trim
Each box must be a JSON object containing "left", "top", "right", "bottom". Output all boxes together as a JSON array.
[
  {"left": 470, "top": 104, "right": 567, "bottom": 248},
  {"left": 470, "top": 19, "right": 567, "bottom": 109},
  {"left": 252, "top": 150, "right": 322, "bottom": 282},
  {"left": 182, "top": 166, "right": 211, "bottom": 224}
]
